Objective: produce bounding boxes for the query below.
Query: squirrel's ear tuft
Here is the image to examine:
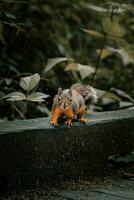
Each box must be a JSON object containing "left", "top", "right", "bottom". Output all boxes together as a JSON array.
[
  {"left": 58, "top": 87, "right": 62, "bottom": 95},
  {"left": 69, "top": 89, "right": 72, "bottom": 97}
]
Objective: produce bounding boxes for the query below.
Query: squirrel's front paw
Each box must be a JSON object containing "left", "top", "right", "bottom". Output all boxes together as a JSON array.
[
  {"left": 50, "top": 120, "right": 58, "bottom": 127},
  {"left": 65, "top": 120, "right": 72, "bottom": 128}
]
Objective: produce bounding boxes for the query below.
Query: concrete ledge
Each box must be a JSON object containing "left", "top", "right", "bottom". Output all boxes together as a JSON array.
[{"left": 0, "top": 109, "right": 134, "bottom": 190}]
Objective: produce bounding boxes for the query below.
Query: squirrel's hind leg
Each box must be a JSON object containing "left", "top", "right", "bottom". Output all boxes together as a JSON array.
[{"left": 77, "top": 106, "right": 87, "bottom": 123}]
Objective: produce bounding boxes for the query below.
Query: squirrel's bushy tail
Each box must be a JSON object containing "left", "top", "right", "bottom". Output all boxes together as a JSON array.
[{"left": 71, "top": 83, "right": 97, "bottom": 105}]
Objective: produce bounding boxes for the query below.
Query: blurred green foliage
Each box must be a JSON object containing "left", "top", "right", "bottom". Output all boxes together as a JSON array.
[{"left": 0, "top": 0, "right": 134, "bottom": 119}]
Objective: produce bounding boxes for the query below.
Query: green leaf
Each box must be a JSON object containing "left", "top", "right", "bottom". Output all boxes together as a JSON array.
[
  {"left": 5, "top": 13, "right": 16, "bottom": 20},
  {"left": 65, "top": 62, "right": 78, "bottom": 71},
  {"left": 43, "top": 57, "right": 73, "bottom": 73},
  {"left": 104, "top": 91, "right": 121, "bottom": 102},
  {"left": 103, "top": 17, "right": 125, "bottom": 37},
  {"left": 20, "top": 73, "right": 40, "bottom": 92},
  {"left": 2, "top": 92, "right": 26, "bottom": 101},
  {"left": 82, "top": 29, "right": 104, "bottom": 38},
  {"left": 85, "top": 4, "right": 107, "bottom": 13},
  {"left": 77, "top": 64, "right": 95, "bottom": 79},
  {"left": 96, "top": 49, "right": 113, "bottom": 60},
  {"left": 109, "top": 88, "right": 134, "bottom": 103},
  {"left": 106, "top": 46, "right": 134, "bottom": 65},
  {"left": 27, "top": 92, "right": 49, "bottom": 102},
  {"left": 65, "top": 62, "right": 95, "bottom": 79}
]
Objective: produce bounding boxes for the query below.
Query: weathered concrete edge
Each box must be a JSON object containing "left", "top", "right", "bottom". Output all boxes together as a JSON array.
[
  {"left": 0, "top": 109, "right": 134, "bottom": 190},
  {"left": 0, "top": 109, "right": 134, "bottom": 134}
]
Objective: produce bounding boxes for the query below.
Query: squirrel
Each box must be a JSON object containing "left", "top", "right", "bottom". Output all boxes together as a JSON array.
[{"left": 50, "top": 83, "right": 97, "bottom": 127}]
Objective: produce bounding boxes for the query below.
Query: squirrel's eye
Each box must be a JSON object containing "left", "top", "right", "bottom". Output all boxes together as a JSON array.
[{"left": 70, "top": 98, "right": 72, "bottom": 102}]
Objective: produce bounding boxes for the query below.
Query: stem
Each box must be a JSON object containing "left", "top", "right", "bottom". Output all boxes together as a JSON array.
[
  {"left": 12, "top": 103, "right": 25, "bottom": 119},
  {"left": 25, "top": 91, "right": 30, "bottom": 118},
  {"left": 91, "top": 35, "right": 106, "bottom": 85},
  {"left": 27, "top": 90, "right": 29, "bottom": 97}
]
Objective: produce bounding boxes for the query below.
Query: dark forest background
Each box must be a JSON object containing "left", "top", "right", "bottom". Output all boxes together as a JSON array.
[{"left": 0, "top": 0, "right": 134, "bottom": 120}]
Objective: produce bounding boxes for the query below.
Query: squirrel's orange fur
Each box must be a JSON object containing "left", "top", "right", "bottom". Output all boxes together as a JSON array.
[{"left": 50, "top": 83, "right": 97, "bottom": 127}]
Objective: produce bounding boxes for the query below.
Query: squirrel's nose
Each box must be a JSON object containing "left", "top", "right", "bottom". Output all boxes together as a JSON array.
[
  {"left": 62, "top": 103, "right": 68, "bottom": 109},
  {"left": 61, "top": 103, "right": 66, "bottom": 109}
]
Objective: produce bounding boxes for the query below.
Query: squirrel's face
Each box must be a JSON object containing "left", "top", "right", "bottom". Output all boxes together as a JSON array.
[{"left": 57, "top": 88, "right": 72, "bottom": 110}]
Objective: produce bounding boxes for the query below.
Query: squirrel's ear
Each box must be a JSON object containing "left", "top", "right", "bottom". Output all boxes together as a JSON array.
[
  {"left": 69, "top": 89, "right": 72, "bottom": 97},
  {"left": 58, "top": 87, "right": 62, "bottom": 95}
]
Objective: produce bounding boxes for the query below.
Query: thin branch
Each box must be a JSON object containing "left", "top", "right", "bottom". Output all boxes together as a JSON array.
[{"left": 91, "top": 35, "right": 106, "bottom": 84}]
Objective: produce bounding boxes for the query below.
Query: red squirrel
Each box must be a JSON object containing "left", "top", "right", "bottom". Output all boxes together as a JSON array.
[{"left": 50, "top": 83, "right": 97, "bottom": 127}]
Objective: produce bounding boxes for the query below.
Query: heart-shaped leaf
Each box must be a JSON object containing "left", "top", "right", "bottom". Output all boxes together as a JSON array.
[{"left": 20, "top": 73, "right": 40, "bottom": 92}]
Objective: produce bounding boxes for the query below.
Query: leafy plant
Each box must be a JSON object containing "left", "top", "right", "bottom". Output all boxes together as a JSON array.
[{"left": 2, "top": 73, "right": 49, "bottom": 102}]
